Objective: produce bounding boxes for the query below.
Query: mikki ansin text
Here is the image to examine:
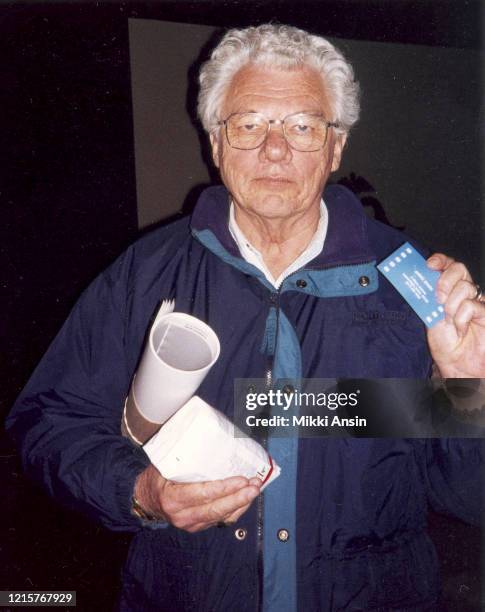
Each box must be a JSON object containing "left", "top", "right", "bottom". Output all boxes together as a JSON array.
[
  {"left": 245, "top": 414, "right": 367, "bottom": 428},
  {"left": 244, "top": 389, "right": 367, "bottom": 428}
]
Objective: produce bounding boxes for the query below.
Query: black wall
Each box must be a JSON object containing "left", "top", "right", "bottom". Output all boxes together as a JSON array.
[{"left": 2, "top": 6, "right": 139, "bottom": 609}]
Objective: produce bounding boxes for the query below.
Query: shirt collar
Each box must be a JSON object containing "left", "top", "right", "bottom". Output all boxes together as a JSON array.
[{"left": 228, "top": 200, "right": 328, "bottom": 288}]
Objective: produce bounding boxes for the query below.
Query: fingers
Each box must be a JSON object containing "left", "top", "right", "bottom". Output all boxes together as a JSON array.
[
  {"left": 443, "top": 279, "right": 477, "bottom": 323},
  {"left": 160, "top": 476, "right": 261, "bottom": 533},
  {"left": 426, "top": 253, "right": 455, "bottom": 272},
  {"left": 172, "top": 483, "right": 260, "bottom": 531},
  {"left": 223, "top": 482, "right": 261, "bottom": 524},
  {"left": 427, "top": 253, "right": 473, "bottom": 304},
  {"left": 164, "top": 476, "right": 250, "bottom": 512},
  {"left": 224, "top": 502, "right": 252, "bottom": 525},
  {"left": 454, "top": 299, "right": 485, "bottom": 339}
]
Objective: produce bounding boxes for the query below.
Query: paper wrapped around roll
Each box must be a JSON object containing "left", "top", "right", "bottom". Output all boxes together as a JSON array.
[
  {"left": 143, "top": 396, "right": 281, "bottom": 490},
  {"left": 124, "top": 306, "right": 220, "bottom": 444}
]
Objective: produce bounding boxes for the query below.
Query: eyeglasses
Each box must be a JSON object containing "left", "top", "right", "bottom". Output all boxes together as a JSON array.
[{"left": 217, "top": 112, "right": 339, "bottom": 152}]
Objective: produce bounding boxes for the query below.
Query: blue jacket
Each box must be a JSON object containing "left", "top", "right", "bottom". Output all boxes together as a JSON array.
[{"left": 7, "top": 185, "right": 482, "bottom": 611}]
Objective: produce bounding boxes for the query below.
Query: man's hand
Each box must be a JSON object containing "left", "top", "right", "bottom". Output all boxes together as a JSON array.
[
  {"left": 426, "top": 253, "right": 485, "bottom": 378},
  {"left": 134, "top": 464, "right": 261, "bottom": 532}
]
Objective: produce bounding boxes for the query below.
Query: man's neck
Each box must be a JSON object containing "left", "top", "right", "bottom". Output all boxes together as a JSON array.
[{"left": 233, "top": 204, "right": 321, "bottom": 279}]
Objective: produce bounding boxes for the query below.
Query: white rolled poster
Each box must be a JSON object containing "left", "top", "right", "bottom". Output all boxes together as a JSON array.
[{"left": 124, "top": 300, "right": 220, "bottom": 443}]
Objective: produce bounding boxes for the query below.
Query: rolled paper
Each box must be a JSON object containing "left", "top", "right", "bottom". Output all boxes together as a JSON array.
[
  {"left": 143, "top": 395, "right": 281, "bottom": 490},
  {"left": 124, "top": 308, "right": 220, "bottom": 444}
]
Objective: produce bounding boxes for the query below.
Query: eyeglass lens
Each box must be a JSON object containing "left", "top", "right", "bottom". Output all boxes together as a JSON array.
[{"left": 225, "top": 113, "right": 328, "bottom": 151}]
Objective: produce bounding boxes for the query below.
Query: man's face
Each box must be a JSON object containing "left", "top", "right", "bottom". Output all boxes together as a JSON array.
[{"left": 210, "top": 64, "right": 346, "bottom": 221}]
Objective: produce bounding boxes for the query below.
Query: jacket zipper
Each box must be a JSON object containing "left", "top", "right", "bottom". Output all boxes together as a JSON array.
[
  {"left": 256, "top": 286, "right": 282, "bottom": 612},
  {"left": 256, "top": 358, "right": 272, "bottom": 611},
  {"left": 255, "top": 259, "right": 373, "bottom": 610}
]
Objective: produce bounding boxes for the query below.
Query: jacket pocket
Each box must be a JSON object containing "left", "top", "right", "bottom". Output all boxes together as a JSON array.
[{"left": 298, "top": 533, "right": 440, "bottom": 611}]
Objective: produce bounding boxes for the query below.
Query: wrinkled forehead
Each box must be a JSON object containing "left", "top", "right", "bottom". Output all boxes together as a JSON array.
[{"left": 221, "top": 63, "right": 334, "bottom": 119}]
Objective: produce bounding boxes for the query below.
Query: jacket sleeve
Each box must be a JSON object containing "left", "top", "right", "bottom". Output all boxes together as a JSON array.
[
  {"left": 421, "top": 438, "right": 483, "bottom": 526},
  {"left": 5, "top": 251, "right": 152, "bottom": 532}
]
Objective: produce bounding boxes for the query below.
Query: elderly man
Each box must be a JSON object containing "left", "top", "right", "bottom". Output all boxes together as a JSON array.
[{"left": 7, "top": 24, "right": 484, "bottom": 612}]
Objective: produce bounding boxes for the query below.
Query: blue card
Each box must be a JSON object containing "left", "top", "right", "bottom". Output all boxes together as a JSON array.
[{"left": 377, "top": 242, "right": 444, "bottom": 328}]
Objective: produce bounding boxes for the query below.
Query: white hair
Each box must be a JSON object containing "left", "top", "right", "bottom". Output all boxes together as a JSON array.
[{"left": 197, "top": 24, "right": 360, "bottom": 136}]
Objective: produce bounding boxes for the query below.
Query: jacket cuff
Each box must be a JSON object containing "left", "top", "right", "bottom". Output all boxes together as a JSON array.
[
  {"left": 114, "top": 445, "right": 151, "bottom": 529},
  {"left": 114, "top": 444, "right": 169, "bottom": 531}
]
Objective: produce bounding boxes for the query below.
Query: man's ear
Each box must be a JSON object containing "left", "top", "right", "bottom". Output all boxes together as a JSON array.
[
  {"left": 330, "top": 133, "right": 347, "bottom": 173},
  {"left": 209, "top": 132, "right": 220, "bottom": 169}
]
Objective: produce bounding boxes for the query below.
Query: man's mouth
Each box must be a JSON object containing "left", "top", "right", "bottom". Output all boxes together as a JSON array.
[{"left": 254, "top": 176, "right": 292, "bottom": 184}]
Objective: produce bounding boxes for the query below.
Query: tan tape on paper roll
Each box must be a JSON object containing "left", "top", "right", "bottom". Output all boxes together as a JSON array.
[{"left": 122, "top": 385, "right": 162, "bottom": 445}]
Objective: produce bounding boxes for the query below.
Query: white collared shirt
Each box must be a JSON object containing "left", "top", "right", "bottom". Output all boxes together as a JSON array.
[{"left": 228, "top": 200, "right": 328, "bottom": 288}]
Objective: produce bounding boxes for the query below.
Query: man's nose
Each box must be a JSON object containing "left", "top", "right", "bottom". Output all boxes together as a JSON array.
[{"left": 258, "top": 123, "right": 292, "bottom": 162}]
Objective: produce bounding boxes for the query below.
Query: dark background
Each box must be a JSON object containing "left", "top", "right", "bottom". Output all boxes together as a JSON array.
[{"left": 2, "top": 1, "right": 483, "bottom": 610}]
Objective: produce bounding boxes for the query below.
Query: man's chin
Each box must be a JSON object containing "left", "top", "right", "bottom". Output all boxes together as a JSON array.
[{"left": 249, "top": 194, "right": 299, "bottom": 219}]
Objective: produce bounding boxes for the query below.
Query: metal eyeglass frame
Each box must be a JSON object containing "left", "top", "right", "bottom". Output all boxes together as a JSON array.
[{"left": 217, "top": 111, "right": 340, "bottom": 152}]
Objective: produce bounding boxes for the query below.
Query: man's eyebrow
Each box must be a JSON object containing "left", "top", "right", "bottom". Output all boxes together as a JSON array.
[
  {"left": 230, "top": 109, "right": 324, "bottom": 116},
  {"left": 232, "top": 109, "right": 312, "bottom": 115},
  {"left": 229, "top": 109, "right": 258, "bottom": 114}
]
